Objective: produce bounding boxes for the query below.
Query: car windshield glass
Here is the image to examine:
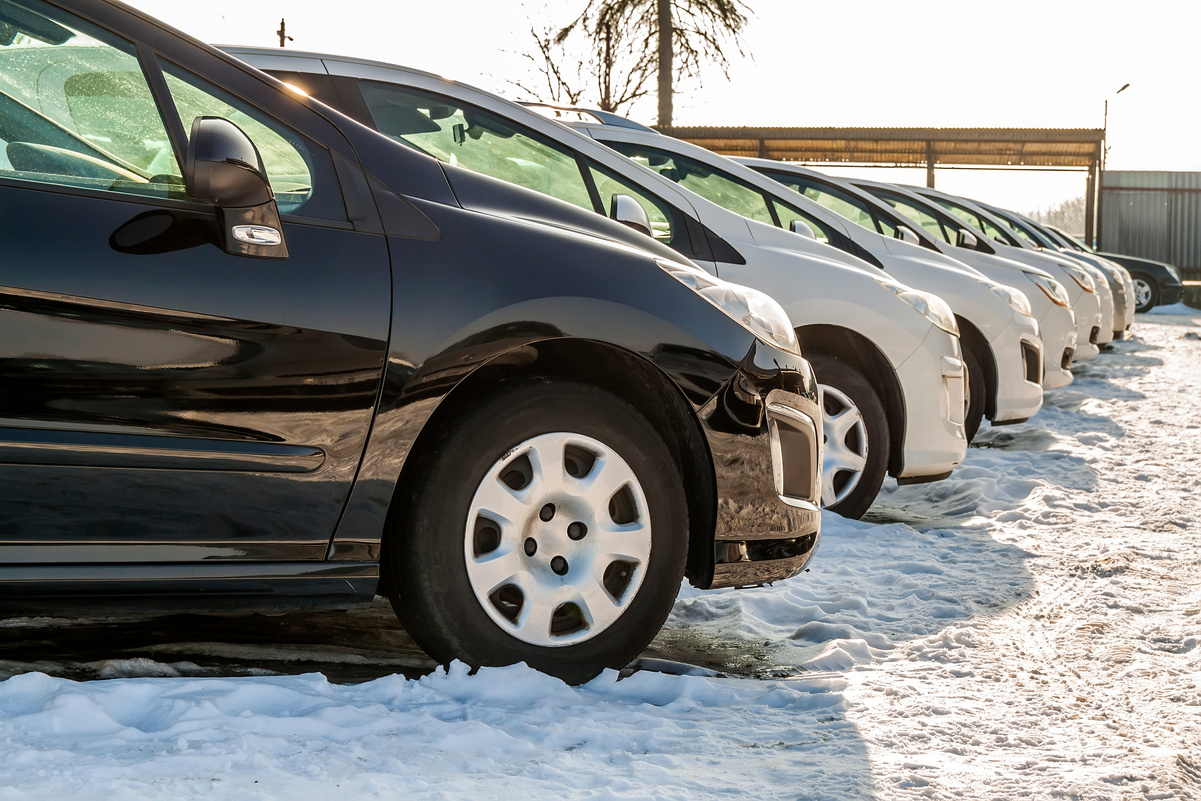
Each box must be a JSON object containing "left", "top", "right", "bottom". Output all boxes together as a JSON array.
[
  {"left": 586, "top": 160, "right": 673, "bottom": 242},
  {"left": 1056, "top": 227, "right": 1093, "bottom": 252},
  {"left": 1034, "top": 224, "right": 1068, "bottom": 248},
  {"left": 605, "top": 141, "right": 777, "bottom": 226},
  {"left": 994, "top": 212, "right": 1045, "bottom": 247},
  {"left": 358, "top": 80, "right": 596, "bottom": 214},
  {"left": 870, "top": 189, "right": 954, "bottom": 244},
  {"left": 768, "top": 196, "right": 833, "bottom": 244},
  {"left": 936, "top": 199, "right": 1016, "bottom": 245},
  {"left": 763, "top": 170, "right": 896, "bottom": 237},
  {"left": 0, "top": 4, "right": 183, "bottom": 198}
]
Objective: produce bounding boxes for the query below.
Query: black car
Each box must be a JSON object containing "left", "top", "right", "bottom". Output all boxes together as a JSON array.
[
  {"left": 0, "top": 0, "right": 822, "bottom": 682},
  {"left": 1046, "top": 226, "right": 1186, "bottom": 313}
]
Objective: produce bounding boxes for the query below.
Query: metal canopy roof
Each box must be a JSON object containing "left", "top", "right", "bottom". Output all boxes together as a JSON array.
[{"left": 659, "top": 126, "right": 1105, "bottom": 169}]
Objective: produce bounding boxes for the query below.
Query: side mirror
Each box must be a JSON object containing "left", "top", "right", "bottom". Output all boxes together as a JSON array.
[
  {"left": 789, "top": 218, "right": 816, "bottom": 239},
  {"left": 956, "top": 228, "right": 979, "bottom": 250},
  {"left": 186, "top": 116, "right": 288, "bottom": 259},
  {"left": 897, "top": 226, "right": 920, "bottom": 245},
  {"left": 609, "top": 193, "right": 652, "bottom": 237}
]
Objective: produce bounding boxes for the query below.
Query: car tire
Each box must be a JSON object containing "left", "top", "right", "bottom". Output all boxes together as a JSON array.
[
  {"left": 385, "top": 378, "right": 688, "bottom": 685},
  {"left": 1131, "top": 273, "right": 1158, "bottom": 313},
  {"left": 962, "top": 343, "right": 986, "bottom": 443},
  {"left": 808, "top": 354, "right": 889, "bottom": 520}
]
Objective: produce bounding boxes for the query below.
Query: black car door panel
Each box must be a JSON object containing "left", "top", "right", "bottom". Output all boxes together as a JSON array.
[{"left": 0, "top": 180, "right": 391, "bottom": 563}]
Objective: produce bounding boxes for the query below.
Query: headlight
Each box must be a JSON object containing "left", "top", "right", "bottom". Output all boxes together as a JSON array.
[
  {"left": 657, "top": 259, "right": 801, "bottom": 354},
  {"left": 1166, "top": 263, "right": 1182, "bottom": 282},
  {"left": 1025, "top": 272, "right": 1071, "bottom": 307},
  {"left": 875, "top": 276, "right": 959, "bottom": 337},
  {"left": 984, "top": 280, "right": 1033, "bottom": 317},
  {"left": 1060, "top": 262, "right": 1096, "bottom": 293}
]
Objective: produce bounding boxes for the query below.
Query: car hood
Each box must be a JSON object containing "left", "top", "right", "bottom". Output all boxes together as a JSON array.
[
  {"left": 437, "top": 163, "right": 687, "bottom": 264},
  {"left": 742, "top": 217, "right": 881, "bottom": 276}
]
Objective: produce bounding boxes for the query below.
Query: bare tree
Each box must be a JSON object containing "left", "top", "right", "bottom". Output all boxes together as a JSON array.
[
  {"left": 512, "top": 24, "right": 588, "bottom": 107},
  {"left": 583, "top": 0, "right": 753, "bottom": 127},
  {"left": 514, "top": 5, "right": 655, "bottom": 115}
]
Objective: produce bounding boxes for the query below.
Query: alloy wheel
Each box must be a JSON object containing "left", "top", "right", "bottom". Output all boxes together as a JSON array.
[
  {"left": 820, "top": 385, "right": 869, "bottom": 507},
  {"left": 1133, "top": 278, "right": 1153, "bottom": 310}
]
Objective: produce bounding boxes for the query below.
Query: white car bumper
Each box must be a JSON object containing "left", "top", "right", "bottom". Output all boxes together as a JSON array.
[
  {"left": 894, "top": 326, "right": 968, "bottom": 481},
  {"left": 1071, "top": 286, "right": 1103, "bottom": 362},
  {"left": 990, "top": 311, "right": 1044, "bottom": 424},
  {"left": 1038, "top": 302, "right": 1076, "bottom": 389},
  {"left": 1093, "top": 278, "right": 1115, "bottom": 347}
]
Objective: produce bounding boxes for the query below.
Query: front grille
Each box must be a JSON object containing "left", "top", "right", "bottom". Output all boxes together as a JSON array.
[
  {"left": 1021, "top": 342, "right": 1042, "bottom": 383},
  {"left": 1061, "top": 347, "right": 1075, "bottom": 370},
  {"left": 1090, "top": 326, "right": 1101, "bottom": 344}
]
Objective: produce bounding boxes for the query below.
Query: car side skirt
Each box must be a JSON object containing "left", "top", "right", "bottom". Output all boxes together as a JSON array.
[{"left": 0, "top": 562, "right": 378, "bottom": 616}]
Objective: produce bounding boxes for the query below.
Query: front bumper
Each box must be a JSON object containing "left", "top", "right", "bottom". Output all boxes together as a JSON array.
[
  {"left": 695, "top": 341, "right": 822, "bottom": 590},
  {"left": 989, "top": 312, "right": 1043, "bottom": 425},
  {"left": 893, "top": 325, "right": 967, "bottom": 480},
  {"left": 1093, "top": 278, "right": 1115, "bottom": 347},
  {"left": 1070, "top": 285, "right": 1103, "bottom": 362},
  {"left": 1161, "top": 282, "right": 1186, "bottom": 307},
  {"left": 1107, "top": 272, "right": 1130, "bottom": 336},
  {"left": 1038, "top": 302, "right": 1076, "bottom": 389}
]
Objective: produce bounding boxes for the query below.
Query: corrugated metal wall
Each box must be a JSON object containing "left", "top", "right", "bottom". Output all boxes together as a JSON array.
[{"left": 1099, "top": 171, "right": 1201, "bottom": 279}]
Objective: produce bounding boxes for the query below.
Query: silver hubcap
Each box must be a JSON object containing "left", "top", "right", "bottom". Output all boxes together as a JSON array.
[
  {"left": 820, "top": 385, "right": 869, "bottom": 507},
  {"left": 464, "top": 432, "right": 651, "bottom": 647},
  {"left": 1134, "top": 278, "right": 1153, "bottom": 309}
]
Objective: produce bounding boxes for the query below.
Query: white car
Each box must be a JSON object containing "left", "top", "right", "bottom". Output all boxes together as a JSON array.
[
  {"left": 968, "top": 202, "right": 1118, "bottom": 346},
  {"left": 548, "top": 120, "right": 1041, "bottom": 443},
  {"left": 987, "top": 207, "right": 1134, "bottom": 340},
  {"left": 844, "top": 178, "right": 1077, "bottom": 390},
  {"left": 731, "top": 157, "right": 1065, "bottom": 415},
  {"left": 222, "top": 46, "right": 968, "bottom": 518},
  {"left": 905, "top": 186, "right": 1106, "bottom": 362}
]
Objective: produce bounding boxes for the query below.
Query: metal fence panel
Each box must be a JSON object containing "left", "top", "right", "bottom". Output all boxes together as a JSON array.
[{"left": 1100, "top": 171, "right": 1201, "bottom": 279}]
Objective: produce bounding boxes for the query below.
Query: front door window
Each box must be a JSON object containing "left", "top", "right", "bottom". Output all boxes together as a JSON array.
[{"left": 0, "top": 3, "right": 182, "bottom": 198}]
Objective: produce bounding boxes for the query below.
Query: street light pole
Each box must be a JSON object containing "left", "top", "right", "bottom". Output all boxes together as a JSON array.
[{"left": 1096, "top": 82, "right": 1130, "bottom": 248}]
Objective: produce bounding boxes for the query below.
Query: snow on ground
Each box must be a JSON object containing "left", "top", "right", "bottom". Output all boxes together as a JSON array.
[{"left": 1, "top": 313, "right": 1200, "bottom": 800}]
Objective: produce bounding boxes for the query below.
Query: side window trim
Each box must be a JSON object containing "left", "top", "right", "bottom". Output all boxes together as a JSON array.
[
  {"left": 574, "top": 151, "right": 605, "bottom": 215},
  {"left": 138, "top": 46, "right": 188, "bottom": 172}
]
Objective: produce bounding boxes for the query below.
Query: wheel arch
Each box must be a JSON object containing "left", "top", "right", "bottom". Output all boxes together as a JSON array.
[
  {"left": 376, "top": 337, "right": 718, "bottom": 595},
  {"left": 796, "top": 324, "right": 908, "bottom": 477},
  {"left": 954, "top": 315, "right": 998, "bottom": 422}
]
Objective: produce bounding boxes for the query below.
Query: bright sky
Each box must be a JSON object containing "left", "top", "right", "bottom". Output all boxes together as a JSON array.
[{"left": 127, "top": 0, "right": 1201, "bottom": 214}]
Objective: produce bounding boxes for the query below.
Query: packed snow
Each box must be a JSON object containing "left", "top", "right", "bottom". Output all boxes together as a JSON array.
[{"left": 1, "top": 312, "right": 1199, "bottom": 800}]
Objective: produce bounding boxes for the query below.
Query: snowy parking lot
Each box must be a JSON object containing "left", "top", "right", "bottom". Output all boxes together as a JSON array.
[{"left": 0, "top": 309, "right": 1198, "bottom": 800}]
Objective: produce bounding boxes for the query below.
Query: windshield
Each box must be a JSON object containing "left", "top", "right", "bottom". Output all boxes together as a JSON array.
[
  {"left": 605, "top": 140, "right": 778, "bottom": 226},
  {"left": 991, "top": 210, "right": 1048, "bottom": 247},
  {"left": 762, "top": 170, "right": 898, "bottom": 238},
  {"left": 869, "top": 188, "right": 958, "bottom": 244},
  {"left": 934, "top": 198, "right": 1018, "bottom": 246},
  {"left": 358, "top": 80, "right": 597, "bottom": 214}
]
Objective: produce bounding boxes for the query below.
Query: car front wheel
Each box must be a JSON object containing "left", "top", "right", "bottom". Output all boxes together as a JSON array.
[
  {"left": 386, "top": 379, "right": 688, "bottom": 684},
  {"left": 1131, "top": 273, "right": 1158, "bottom": 313},
  {"left": 962, "top": 343, "right": 986, "bottom": 443},
  {"left": 808, "top": 354, "right": 889, "bottom": 519}
]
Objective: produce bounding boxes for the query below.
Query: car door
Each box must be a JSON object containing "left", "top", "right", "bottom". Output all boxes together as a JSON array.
[{"left": 0, "top": 1, "right": 390, "bottom": 565}]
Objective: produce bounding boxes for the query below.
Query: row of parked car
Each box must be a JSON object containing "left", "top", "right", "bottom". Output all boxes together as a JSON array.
[{"left": 0, "top": 0, "right": 1178, "bottom": 684}]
